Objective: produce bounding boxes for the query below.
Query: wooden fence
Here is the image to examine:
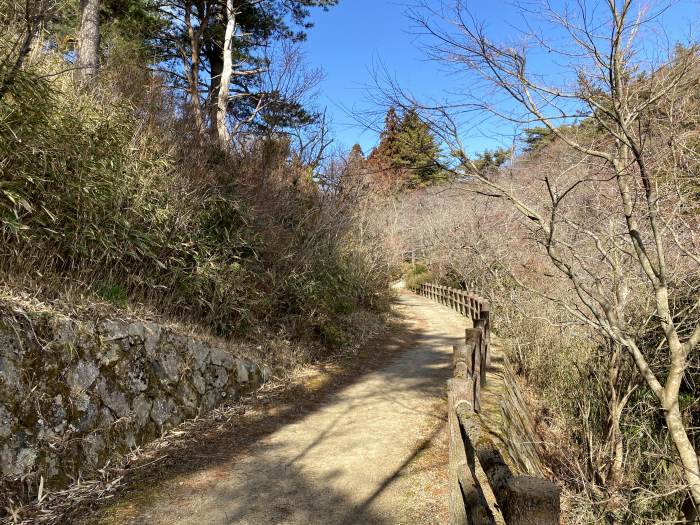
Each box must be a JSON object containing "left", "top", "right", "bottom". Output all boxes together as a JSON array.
[
  {"left": 413, "top": 282, "right": 560, "bottom": 525},
  {"left": 414, "top": 283, "right": 491, "bottom": 412}
]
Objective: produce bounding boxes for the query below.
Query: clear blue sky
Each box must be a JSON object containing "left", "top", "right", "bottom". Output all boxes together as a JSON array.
[{"left": 301, "top": 0, "right": 699, "bottom": 155}]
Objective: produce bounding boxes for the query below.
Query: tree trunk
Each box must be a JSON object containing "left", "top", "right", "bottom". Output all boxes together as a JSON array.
[
  {"left": 664, "top": 391, "right": 700, "bottom": 510},
  {"left": 605, "top": 343, "right": 626, "bottom": 489},
  {"left": 0, "top": 24, "right": 38, "bottom": 100},
  {"left": 76, "top": 0, "right": 100, "bottom": 83},
  {"left": 206, "top": 48, "right": 223, "bottom": 134},
  {"left": 215, "top": 0, "right": 236, "bottom": 147}
]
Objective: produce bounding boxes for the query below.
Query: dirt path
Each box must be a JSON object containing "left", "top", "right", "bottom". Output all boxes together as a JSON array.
[{"left": 98, "top": 291, "right": 470, "bottom": 524}]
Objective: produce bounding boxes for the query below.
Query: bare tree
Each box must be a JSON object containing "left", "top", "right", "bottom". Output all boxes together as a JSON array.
[{"left": 388, "top": 0, "right": 700, "bottom": 514}]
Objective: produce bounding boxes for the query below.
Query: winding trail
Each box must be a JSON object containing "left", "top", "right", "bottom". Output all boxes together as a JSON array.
[{"left": 99, "top": 291, "right": 471, "bottom": 524}]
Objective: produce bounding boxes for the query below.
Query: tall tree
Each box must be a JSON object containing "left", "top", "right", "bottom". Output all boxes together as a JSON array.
[
  {"left": 156, "top": 0, "right": 337, "bottom": 143},
  {"left": 76, "top": 0, "right": 101, "bottom": 82},
  {"left": 216, "top": 0, "right": 236, "bottom": 145},
  {"left": 369, "top": 106, "right": 443, "bottom": 188},
  {"left": 369, "top": 106, "right": 401, "bottom": 165},
  {"left": 395, "top": 108, "right": 443, "bottom": 187}
]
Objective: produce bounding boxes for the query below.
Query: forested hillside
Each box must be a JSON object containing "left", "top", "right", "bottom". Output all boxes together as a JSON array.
[{"left": 1, "top": 0, "right": 391, "bottom": 348}]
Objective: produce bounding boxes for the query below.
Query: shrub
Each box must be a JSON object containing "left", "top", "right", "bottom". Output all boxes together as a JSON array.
[{"left": 403, "top": 262, "right": 433, "bottom": 289}]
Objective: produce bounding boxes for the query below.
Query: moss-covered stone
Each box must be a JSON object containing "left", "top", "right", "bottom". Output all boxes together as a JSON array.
[{"left": 0, "top": 301, "right": 265, "bottom": 492}]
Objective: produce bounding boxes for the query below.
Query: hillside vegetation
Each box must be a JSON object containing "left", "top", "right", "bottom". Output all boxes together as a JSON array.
[
  {"left": 3, "top": 0, "right": 700, "bottom": 523},
  {"left": 0, "top": 2, "right": 389, "bottom": 357}
]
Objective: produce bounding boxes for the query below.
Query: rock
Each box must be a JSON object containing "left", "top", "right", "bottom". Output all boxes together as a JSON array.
[
  {"left": 83, "top": 434, "right": 106, "bottom": 468},
  {"left": 168, "top": 409, "right": 183, "bottom": 428},
  {"left": 188, "top": 340, "right": 210, "bottom": 370},
  {"left": 96, "top": 342, "right": 123, "bottom": 367},
  {"left": 0, "top": 330, "right": 22, "bottom": 357},
  {"left": 118, "top": 359, "right": 148, "bottom": 393},
  {"left": 0, "top": 445, "right": 15, "bottom": 476},
  {"left": 0, "top": 354, "right": 21, "bottom": 392},
  {"left": 98, "top": 406, "right": 115, "bottom": 428},
  {"left": 97, "top": 380, "right": 130, "bottom": 418},
  {"left": 50, "top": 395, "right": 67, "bottom": 433},
  {"left": 128, "top": 323, "right": 147, "bottom": 344},
  {"left": 15, "top": 447, "right": 37, "bottom": 474},
  {"left": 153, "top": 351, "right": 181, "bottom": 384},
  {"left": 150, "top": 398, "right": 175, "bottom": 427},
  {"left": 74, "top": 391, "right": 91, "bottom": 412},
  {"left": 177, "top": 382, "right": 198, "bottom": 412},
  {"left": 210, "top": 348, "right": 236, "bottom": 369},
  {"left": 66, "top": 360, "right": 99, "bottom": 391},
  {"left": 123, "top": 432, "right": 137, "bottom": 449},
  {"left": 54, "top": 322, "right": 78, "bottom": 347},
  {"left": 0, "top": 404, "right": 16, "bottom": 439},
  {"left": 75, "top": 323, "right": 98, "bottom": 350},
  {"left": 208, "top": 366, "right": 228, "bottom": 390},
  {"left": 192, "top": 370, "right": 206, "bottom": 395},
  {"left": 143, "top": 323, "right": 162, "bottom": 355},
  {"left": 77, "top": 401, "right": 98, "bottom": 431},
  {"left": 99, "top": 320, "right": 128, "bottom": 341},
  {"left": 132, "top": 395, "right": 152, "bottom": 426},
  {"left": 236, "top": 360, "right": 250, "bottom": 383},
  {"left": 202, "top": 390, "right": 219, "bottom": 411}
]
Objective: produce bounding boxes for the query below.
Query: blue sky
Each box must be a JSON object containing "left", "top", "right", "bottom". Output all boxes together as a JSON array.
[{"left": 301, "top": 0, "right": 700, "bottom": 156}]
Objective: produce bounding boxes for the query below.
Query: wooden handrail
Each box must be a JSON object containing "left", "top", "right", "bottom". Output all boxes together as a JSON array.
[
  {"left": 412, "top": 282, "right": 560, "bottom": 524},
  {"left": 414, "top": 282, "right": 491, "bottom": 411}
]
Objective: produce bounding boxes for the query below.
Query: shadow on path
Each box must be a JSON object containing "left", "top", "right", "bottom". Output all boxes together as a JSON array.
[{"left": 82, "top": 292, "right": 459, "bottom": 524}]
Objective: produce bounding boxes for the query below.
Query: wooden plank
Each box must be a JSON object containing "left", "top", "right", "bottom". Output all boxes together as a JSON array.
[
  {"left": 504, "top": 476, "right": 561, "bottom": 525},
  {"left": 473, "top": 318, "right": 488, "bottom": 385},
  {"left": 453, "top": 343, "right": 474, "bottom": 382}
]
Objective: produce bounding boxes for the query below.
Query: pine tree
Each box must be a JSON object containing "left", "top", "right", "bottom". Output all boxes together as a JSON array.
[
  {"left": 348, "top": 143, "right": 365, "bottom": 166},
  {"left": 369, "top": 107, "right": 401, "bottom": 165},
  {"left": 368, "top": 106, "right": 444, "bottom": 188},
  {"left": 395, "top": 108, "right": 443, "bottom": 187}
]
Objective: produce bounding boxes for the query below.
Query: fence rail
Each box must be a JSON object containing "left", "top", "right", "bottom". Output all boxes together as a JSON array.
[
  {"left": 414, "top": 283, "right": 490, "bottom": 411},
  {"left": 412, "top": 282, "right": 560, "bottom": 525}
]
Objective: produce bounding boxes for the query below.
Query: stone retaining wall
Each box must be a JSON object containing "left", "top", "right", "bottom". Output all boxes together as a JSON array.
[{"left": 0, "top": 302, "right": 267, "bottom": 487}]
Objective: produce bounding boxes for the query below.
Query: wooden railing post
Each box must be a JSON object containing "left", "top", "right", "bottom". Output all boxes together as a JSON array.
[
  {"left": 474, "top": 302, "right": 490, "bottom": 384},
  {"left": 466, "top": 328, "right": 482, "bottom": 412}
]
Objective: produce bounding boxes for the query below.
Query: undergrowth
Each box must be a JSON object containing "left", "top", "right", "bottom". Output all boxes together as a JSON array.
[{"left": 0, "top": 48, "right": 390, "bottom": 348}]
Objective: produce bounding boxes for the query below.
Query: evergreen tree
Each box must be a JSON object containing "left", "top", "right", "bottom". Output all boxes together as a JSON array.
[
  {"left": 522, "top": 126, "right": 555, "bottom": 152},
  {"left": 369, "top": 106, "right": 444, "bottom": 188},
  {"left": 395, "top": 108, "right": 443, "bottom": 187},
  {"left": 155, "top": 0, "right": 338, "bottom": 139},
  {"left": 348, "top": 143, "right": 365, "bottom": 166},
  {"left": 369, "top": 106, "right": 401, "bottom": 164}
]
